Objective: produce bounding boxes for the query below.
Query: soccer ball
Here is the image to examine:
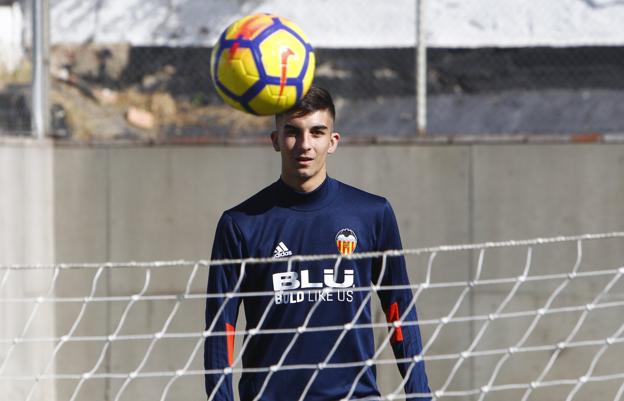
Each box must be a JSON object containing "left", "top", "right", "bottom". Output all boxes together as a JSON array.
[{"left": 210, "top": 13, "right": 315, "bottom": 115}]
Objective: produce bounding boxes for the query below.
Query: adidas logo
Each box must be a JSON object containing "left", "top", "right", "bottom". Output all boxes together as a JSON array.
[{"left": 273, "top": 242, "right": 293, "bottom": 258}]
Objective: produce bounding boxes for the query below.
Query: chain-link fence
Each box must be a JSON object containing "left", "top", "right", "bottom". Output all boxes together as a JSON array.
[{"left": 2, "top": 0, "right": 624, "bottom": 140}]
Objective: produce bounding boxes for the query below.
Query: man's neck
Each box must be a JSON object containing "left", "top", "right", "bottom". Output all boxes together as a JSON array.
[{"left": 281, "top": 172, "right": 327, "bottom": 193}]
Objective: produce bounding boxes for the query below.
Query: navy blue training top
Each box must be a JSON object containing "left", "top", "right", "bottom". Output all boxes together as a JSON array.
[{"left": 205, "top": 177, "right": 431, "bottom": 401}]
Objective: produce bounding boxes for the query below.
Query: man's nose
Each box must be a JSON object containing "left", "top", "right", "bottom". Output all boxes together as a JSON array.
[{"left": 297, "top": 132, "right": 312, "bottom": 150}]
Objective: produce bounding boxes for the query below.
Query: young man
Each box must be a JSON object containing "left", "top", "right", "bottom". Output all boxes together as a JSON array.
[{"left": 205, "top": 87, "right": 431, "bottom": 401}]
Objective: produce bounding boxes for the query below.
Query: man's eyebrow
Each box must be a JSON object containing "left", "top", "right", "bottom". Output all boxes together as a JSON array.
[{"left": 282, "top": 123, "right": 329, "bottom": 132}]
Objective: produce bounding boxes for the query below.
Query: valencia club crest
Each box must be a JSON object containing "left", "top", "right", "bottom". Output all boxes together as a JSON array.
[{"left": 336, "top": 228, "right": 357, "bottom": 255}]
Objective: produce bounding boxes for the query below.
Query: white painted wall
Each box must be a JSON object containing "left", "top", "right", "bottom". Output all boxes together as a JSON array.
[
  {"left": 0, "top": 2, "right": 24, "bottom": 72},
  {"left": 48, "top": 0, "right": 624, "bottom": 47},
  {"left": 429, "top": 0, "right": 624, "bottom": 47}
]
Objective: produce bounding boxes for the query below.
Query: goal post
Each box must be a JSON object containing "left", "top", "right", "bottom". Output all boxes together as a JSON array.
[{"left": 2, "top": 232, "right": 624, "bottom": 401}]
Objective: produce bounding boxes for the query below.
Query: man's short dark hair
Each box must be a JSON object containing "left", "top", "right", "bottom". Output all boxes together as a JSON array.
[{"left": 277, "top": 86, "right": 336, "bottom": 122}]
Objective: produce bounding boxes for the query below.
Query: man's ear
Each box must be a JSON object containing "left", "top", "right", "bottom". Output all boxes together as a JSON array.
[
  {"left": 328, "top": 132, "right": 341, "bottom": 154},
  {"left": 270, "top": 131, "right": 280, "bottom": 151}
]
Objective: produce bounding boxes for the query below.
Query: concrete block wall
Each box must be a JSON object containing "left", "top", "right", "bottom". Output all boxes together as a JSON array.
[{"left": 2, "top": 142, "right": 624, "bottom": 400}]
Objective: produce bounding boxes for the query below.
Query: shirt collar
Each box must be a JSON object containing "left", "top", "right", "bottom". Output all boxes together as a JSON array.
[{"left": 275, "top": 176, "right": 338, "bottom": 211}]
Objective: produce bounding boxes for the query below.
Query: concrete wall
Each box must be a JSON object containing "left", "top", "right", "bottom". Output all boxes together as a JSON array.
[
  {"left": 2, "top": 143, "right": 624, "bottom": 401},
  {"left": 0, "top": 142, "right": 57, "bottom": 401}
]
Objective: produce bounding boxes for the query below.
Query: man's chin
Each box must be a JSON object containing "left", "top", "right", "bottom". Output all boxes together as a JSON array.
[
  {"left": 285, "top": 165, "right": 323, "bottom": 180},
  {"left": 293, "top": 168, "right": 314, "bottom": 179}
]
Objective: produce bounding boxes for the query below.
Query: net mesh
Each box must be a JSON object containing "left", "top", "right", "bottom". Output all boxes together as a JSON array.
[{"left": 2, "top": 232, "right": 624, "bottom": 401}]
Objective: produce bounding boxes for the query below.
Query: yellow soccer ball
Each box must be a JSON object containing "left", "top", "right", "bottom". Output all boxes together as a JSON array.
[{"left": 210, "top": 13, "right": 316, "bottom": 115}]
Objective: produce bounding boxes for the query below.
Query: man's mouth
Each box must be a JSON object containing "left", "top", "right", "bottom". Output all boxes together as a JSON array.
[{"left": 295, "top": 156, "right": 313, "bottom": 166}]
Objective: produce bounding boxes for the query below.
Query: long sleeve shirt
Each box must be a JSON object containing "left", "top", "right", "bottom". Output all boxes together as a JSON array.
[{"left": 205, "top": 176, "right": 431, "bottom": 401}]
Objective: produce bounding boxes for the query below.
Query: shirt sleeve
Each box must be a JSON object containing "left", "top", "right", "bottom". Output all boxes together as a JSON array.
[
  {"left": 205, "top": 213, "right": 245, "bottom": 401},
  {"left": 373, "top": 201, "right": 431, "bottom": 401}
]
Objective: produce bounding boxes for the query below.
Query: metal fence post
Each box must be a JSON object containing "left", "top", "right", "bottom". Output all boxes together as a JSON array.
[
  {"left": 31, "top": 0, "right": 49, "bottom": 139},
  {"left": 416, "top": 0, "right": 427, "bottom": 136}
]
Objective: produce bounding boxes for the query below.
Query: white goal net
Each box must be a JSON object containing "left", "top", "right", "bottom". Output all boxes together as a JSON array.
[{"left": 2, "top": 232, "right": 624, "bottom": 401}]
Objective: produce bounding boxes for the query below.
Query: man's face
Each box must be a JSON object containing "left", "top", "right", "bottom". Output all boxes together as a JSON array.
[{"left": 271, "top": 109, "right": 340, "bottom": 190}]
